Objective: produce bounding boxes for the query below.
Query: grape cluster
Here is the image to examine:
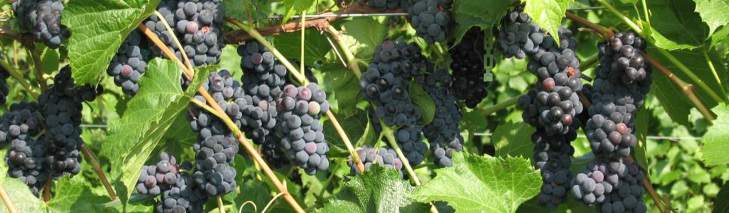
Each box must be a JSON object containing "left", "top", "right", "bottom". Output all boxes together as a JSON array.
[
  {"left": 238, "top": 41, "right": 288, "bottom": 104},
  {"left": 39, "top": 67, "right": 102, "bottom": 178},
  {"left": 408, "top": 0, "right": 451, "bottom": 43},
  {"left": 136, "top": 153, "right": 207, "bottom": 212},
  {"left": 3, "top": 68, "right": 100, "bottom": 196},
  {"left": 572, "top": 32, "right": 651, "bottom": 209},
  {"left": 449, "top": 28, "right": 489, "bottom": 108},
  {"left": 189, "top": 70, "right": 245, "bottom": 140},
  {"left": 158, "top": 172, "right": 207, "bottom": 213},
  {"left": 358, "top": 0, "right": 410, "bottom": 10},
  {"left": 531, "top": 130, "right": 575, "bottom": 208},
  {"left": 571, "top": 161, "right": 618, "bottom": 205},
  {"left": 349, "top": 146, "right": 403, "bottom": 175},
  {"left": 4, "top": 103, "right": 46, "bottom": 195},
  {"left": 13, "top": 0, "right": 69, "bottom": 48},
  {"left": 273, "top": 84, "right": 330, "bottom": 174},
  {"left": 107, "top": 30, "right": 148, "bottom": 95},
  {"left": 394, "top": 126, "right": 426, "bottom": 166},
  {"left": 174, "top": 0, "right": 224, "bottom": 66},
  {"left": 497, "top": 6, "right": 582, "bottom": 208},
  {"left": 192, "top": 135, "right": 238, "bottom": 196},
  {"left": 600, "top": 162, "right": 646, "bottom": 213},
  {"left": 360, "top": 40, "right": 427, "bottom": 127},
  {"left": 417, "top": 70, "right": 463, "bottom": 167},
  {"left": 237, "top": 42, "right": 287, "bottom": 145},
  {"left": 136, "top": 152, "right": 180, "bottom": 196}
]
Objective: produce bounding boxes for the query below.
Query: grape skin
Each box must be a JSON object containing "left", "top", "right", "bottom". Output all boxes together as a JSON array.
[
  {"left": 107, "top": 30, "right": 148, "bottom": 95},
  {"left": 135, "top": 152, "right": 180, "bottom": 196},
  {"left": 417, "top": 70, "right": 463, "bottom": 167},
  {"left": 13, "top": 0, "right": 69, "bottom": 48},
  {"left": 349, "top": 146, "right": 404, "bottom": 176},
  {"left": 273, "top": 84, "right": 331, "bottom": 174},
  {"left": 174, "top": 0, "right": 224, "bottom": 66},
  {"left": 449, "top": 28, "right": 489, "bottom": 108},
  {"left": 408, "top": 0, "right": 451, "bottom": 44}
]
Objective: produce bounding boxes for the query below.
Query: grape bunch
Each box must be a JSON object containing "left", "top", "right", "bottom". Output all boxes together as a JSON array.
[
  {"left": 158, "top": 172, "right": 207, "bottom": 213},
  {"left": 174, "top": 0, "right": 224, "bottom": 66},
  {"left": 3, "top": 103, "right": 46, "bottom": 195},
  {"left": 13, "top": 0, "right": 69, "bottom": 48},
  {"left": 273, "top": 84, "right": 331, "bottom": 174},
  {"left": 497, "top": 6, "right": 582, "bottom": 208},
  {"left": 39, "top": 67, "right": 102, "bottom": 178},
  {"left": 188, "top": 70, "right": 245, "bottom": 141},
  {"left": 135, "top": 153, "right": 207, "bottom": 212},
  {"left": 449, "top": 27, "right": 488, "bottom": 108},
  {"left": 417, "top": 70, "right": 463, "bottom": 167},
  {"left": 349, "top": 146, "right": 404, "bottom": 175},
  {"left": 531, "top": 130, "right": 575, "bottom": 208},
  {"left": 600, "top": 162, "right": 646, "bottom": 213},
  {"left": 237, "top": 42, "right": 288, "bottom": 144},
  {"left": 107, "top": 30, "right": 148, "bottom": 95},
  {"left": 136, "top": 152, "right": 180, "bottom": 196},
  {"left": 358, "top": 0, "right": 410, "bottom": 10},
  {"left": 360, "top": 40, "right": 427, "bottom": 127},
  {"left": 571, "top": 161, "right": 619, "bottom": 205},
  {"left": 407, "top": 0, "right": 451, "bottom": 43},
  {"left": 597, "top": 32, "right": 650, "bottom": 85},
  {"left": 394, "top": 126, "right": 426, "bottom": 166},
  {"left": 192, "top": 135, "right": 238, "bottom": 196}
]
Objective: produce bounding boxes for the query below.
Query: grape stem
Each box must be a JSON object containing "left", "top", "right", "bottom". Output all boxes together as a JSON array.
[
  {"left": 228, "top": 18, "right": 368, "bottom": 175},
  {"left": 140, "top": 24, "right": 307, "bottom": 213},
  {"left": 24, "top": 44, "right": 48, "bottom": 92},
  {"left": 262, "top": 192, "right": 286, "bottom": 213},
  {"left": 481, "top": 96, "right": 519, "bottom": 116},
  {"left": 381, "top": 125, "right": 422, "bottom": 186},
  {"left": 225, "top": 3, "right": 402, "bottom": 43},
  {"left": 564, "top": 11, "right": 717, "bottom": 122},
  {"left": 324, "top": 25, "right": 362, "bottom": 78},
  {"left": 80, "top": 144, "right": 118, "bottom": 200},
  {"left": 0, "top": 183, "right": 17, "bottom": 213},
  {"left": 217, "top": 196, "right": 225, "bottom": 213}
]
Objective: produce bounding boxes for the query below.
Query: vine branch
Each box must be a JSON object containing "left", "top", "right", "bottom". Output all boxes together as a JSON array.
[{"left": 80, "top": 144, "right": 118, "bottom": 201}]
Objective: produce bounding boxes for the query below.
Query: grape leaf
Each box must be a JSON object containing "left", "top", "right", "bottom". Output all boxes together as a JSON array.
[
  {"left": 715, "top": 183, "right": 729, "bottom": 211},
  {"left": 319, "top": 166, "right": 428, "bottom": 213},
  {"left": 102, "top": 59, "right": 210, "bottom": 202},
  {"left": 63, "top": 0, "right": 159, "bottom": 85},
  {"left": 451, "top": 0, "right": 515, "bottom": 44},
  {"left": 693, "top": 0, "right": 729, "bottom": 35},
  {"left": 409, "top": 81, "right": 436, "bottom": 125},
  {"left": 339, "top": 18, "right": 388, "bottom": 61},
  {"left": 281, "top": 0, "right": 315, "bottom": 23},
  {"left": 274, "top": 29, "right": 332, "bottom": 65},
  {"left": 523, "top": 0, "right": 573, "bottom": 47},
  {"left": 493, "top": 122, "right": 535, "bottom": 158},
  {"left": 702, "top": 104, "right": 729, "bottom": 166},
  {"left": 647, "top": 0, "right": 708, "bottom": 49},
  {"left": 0, "top": 178, "right": 45, "bottom": 213},
  {"left": 47, "top": 177, "right": 116, "bottom": 212},
  {"left": 411, "top": 153, "right": 541, "bottom": 213}
]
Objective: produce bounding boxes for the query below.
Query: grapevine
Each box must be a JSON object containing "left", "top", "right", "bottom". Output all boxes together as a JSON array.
[{"left": 0, "top": 1, "right": 722, "bottom": 213}]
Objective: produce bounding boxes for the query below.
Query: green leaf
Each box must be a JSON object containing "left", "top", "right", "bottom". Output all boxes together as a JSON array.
[
  {"left": 522, "top": 0, "right": 572, "bottom": 47},
  {"left": 647, "top": 0, "right": 708, "bottom": 48},
  {"left": 648, "top": 26, "right": 701, "bottom": 50},
  {"left": 274, "top": 29, "right": 332, "bottom": 65},
  {"left": 103, "top": 59, "right": 210, "bottom": 202},
  {"left": 219, "top": 45, "right": 243, "bottom": 79},
  {"left": 40, "top": 47, "right": 60, "bottom": 74},
  {"left": 451, "top": 0, "right": 515, "bottom": 44},
  {"left": 63, "top": 0, "right": 159, "bottom": 85},
  {"left": 702, "top": 104, "right": 729, "bottom": 166},
  {"left": 281, "top": 0, "right": 315, "bottom": 23},
  {"left": 47, "top": 177, "right": 115, "bottom": 212},
  {"left": 693, "top": 0, "right": 729, "bottom": 35},
  {"left": 0, "top": 178, "right": 45, "bottom": 213},
  {"left": 338, "top": 18, "right": 388, "bottom": 61},
  {"left": 319, "top": 166, "right": 427, "bottom": 213},
  {"left": 411, "top": 153, "right": 542, "bottom": 213},
  {"left": 714, "top": 183, "right": 729, "bottom": 211},
  {"left": 409, "top": 81, "right": 436, "bottom": 125},
  {"left": 493, "top": 122, "right": 535, "bottom": 158}
]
